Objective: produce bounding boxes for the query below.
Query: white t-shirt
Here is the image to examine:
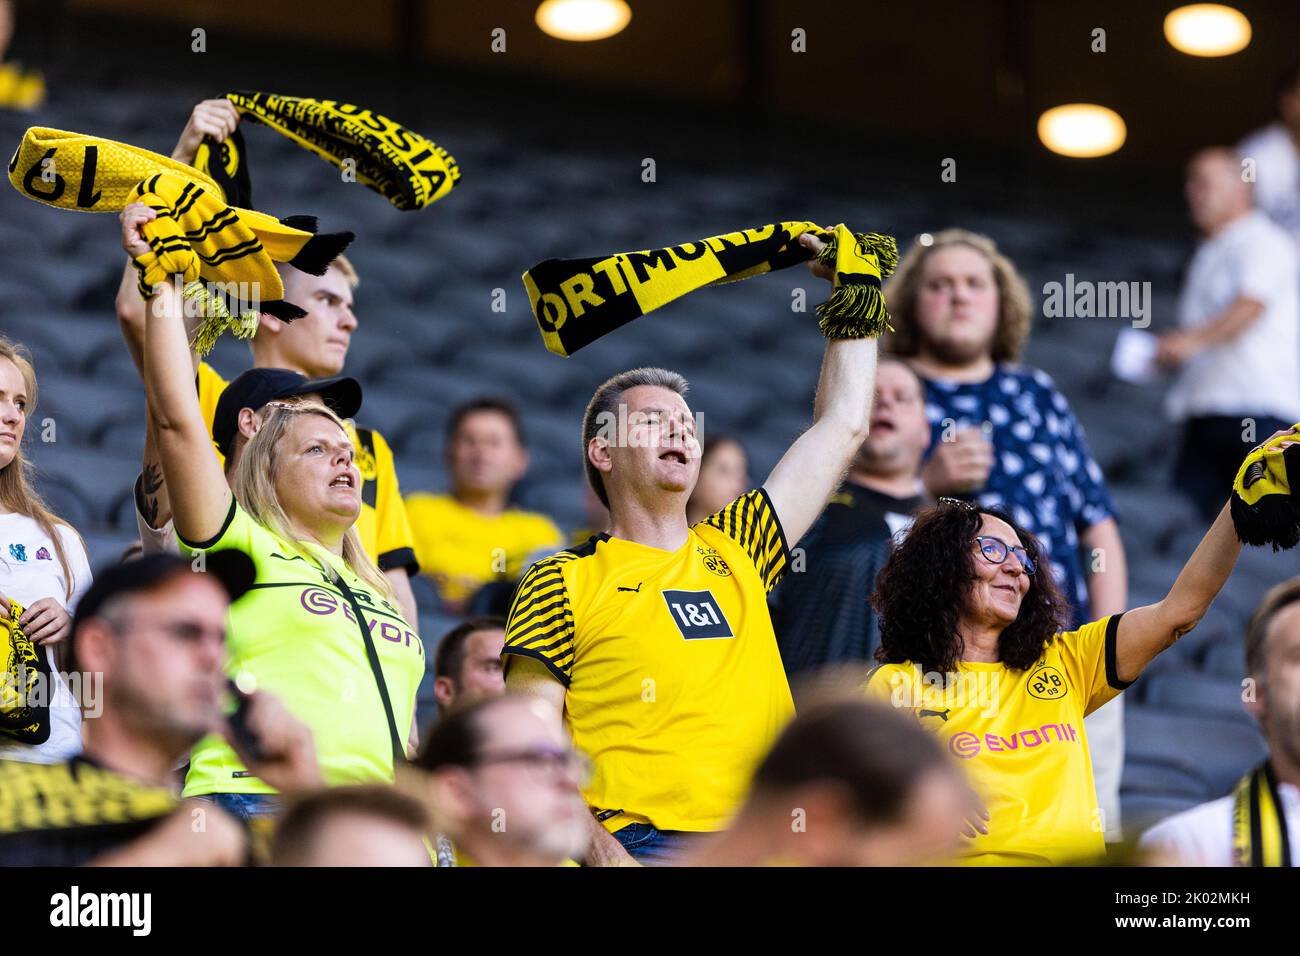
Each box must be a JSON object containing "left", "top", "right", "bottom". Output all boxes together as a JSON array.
[
  {"left": 1165, "top": 210, "right": 1300, "bottom": 422},
  {"left": 1138, "top": 782, "right": 1300, "bottom": 866},
  {"left": 133, "top": 473, "right": 179, "bottom": 556},
  {"left": 0, "top": 512, "right": 92, "bottom": 764},
  {"left": 1239, "top": 123, "right": 1300, "bottom": 246}
]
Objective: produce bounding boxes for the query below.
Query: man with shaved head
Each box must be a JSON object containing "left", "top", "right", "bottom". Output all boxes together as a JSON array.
[{"left": 1158, "top": 147, "right": 1300, "bottom": 519}]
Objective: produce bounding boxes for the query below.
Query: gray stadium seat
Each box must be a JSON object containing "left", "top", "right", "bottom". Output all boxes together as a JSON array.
[
  {"left": 1142, "top": 669, "right": 1250, "bottom": 722},
  {"left": 1202, "top": 639, "right": 1247, "bottom": 679},
  {"left": 1121, "top": 793, "right": 1203, "bottom": 838},
  {"left": 1124, "top": 706, "right": 1266, "bottom": 797},
  {"left": 1121, "top": 756, "right": 1210, "bottom": 799}
]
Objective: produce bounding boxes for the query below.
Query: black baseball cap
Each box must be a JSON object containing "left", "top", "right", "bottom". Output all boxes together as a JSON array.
[
  {"left": 212, "top": 368, "right": 363, "bottom": 458},
  {"left": 69, "top": 551, "right": 256, "bottom": 672}
]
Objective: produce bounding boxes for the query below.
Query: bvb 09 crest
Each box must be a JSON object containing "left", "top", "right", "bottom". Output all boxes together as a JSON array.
[
  {"left": 1027, "top": 664, "right": 1068, "bottom": 701},
  {"left": 697, "top": 546, "right": 731, "bottom": 577}
]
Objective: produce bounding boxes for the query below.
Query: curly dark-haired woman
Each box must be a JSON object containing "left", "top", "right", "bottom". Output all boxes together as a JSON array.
[{"left": 865, "top": 461, "right": 1269, "bottom": 864}]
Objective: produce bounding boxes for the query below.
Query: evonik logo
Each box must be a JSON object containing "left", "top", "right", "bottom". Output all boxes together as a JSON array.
[{"left": 948, "top": 722, "right": 1079, "bottom": 759}]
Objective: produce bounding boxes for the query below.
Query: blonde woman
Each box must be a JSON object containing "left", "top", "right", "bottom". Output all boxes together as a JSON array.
[
  {"left": 0, "top": 337, "right": 91, "bottom": 763},
  {"left": 121, "top": 203, "right": 425, "bottom": 821}
]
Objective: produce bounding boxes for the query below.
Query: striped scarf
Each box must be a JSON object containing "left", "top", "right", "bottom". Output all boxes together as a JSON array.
[
  {"left": 8, "top": 127, "right": 352, "bottom": 353},
  {"left": 1232, "top": 761, "right": 1292, "bottom": 866},
  {"left": 522, "top": 221, "right": 897, "bottom": 357},
  {"left": 0, "top": 600, "right": 48, "bottom": 745},
  {"left": 216, "top": 91, "right": 460, "bottom": 211}
]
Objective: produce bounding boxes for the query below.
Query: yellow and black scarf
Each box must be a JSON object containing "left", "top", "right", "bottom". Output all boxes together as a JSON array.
[
  {"left": 1231, "top": 426, "right": 1300, "bottom": 550},
  {"left": 9, "top": 127, "right": 353, "bottom": 353},
  {"left": 213, "top": 91, "right": 461, "bottom": 211},
  {"left": 522, "top": 221, "right": 897, "bottom": 356},
  {"left": 0, "top": 600, "right": 49, "bottom": 745},
  {"left": 1232, "top": 761, "right": 1292, "bottom": 867}
]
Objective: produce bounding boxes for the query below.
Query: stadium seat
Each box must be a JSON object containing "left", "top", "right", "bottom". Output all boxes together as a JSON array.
[
  {"left": 1124, "top": 706, "right": 1266, "bottom": 798},
  {"left": 1121, "top": 793, "right": 1203, "bottom": 838},
  {"left": 1121, "top": 756, "right": 1210, "bottom": 799},
  {"left": 1201, "top": 639, "right": 1247, "bottom": 679},
  {"left": 1141, "top": 669, "right": 1250, "bottom": 722}
]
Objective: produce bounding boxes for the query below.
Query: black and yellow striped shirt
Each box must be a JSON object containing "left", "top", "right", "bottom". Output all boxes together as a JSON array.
[{"left": 503, "top": 489, "right": 795, "bottom": 833}]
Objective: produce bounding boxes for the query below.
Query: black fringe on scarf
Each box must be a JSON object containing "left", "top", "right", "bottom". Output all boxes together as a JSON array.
[
  {"left": 287, "top": 228, "right": 356, "bottom": 277},
  {"left": 1231, "top": 441, "right": 1300, "bottom": 550},
  {"left": 814, "top": 231, "right": 900, "bottom": 339},
  {"left": 260, "top": 299, "right": 309, "bottom": 322},
  {"left": 1231, "top": 491, "right": 1300, "bottom": 550}
]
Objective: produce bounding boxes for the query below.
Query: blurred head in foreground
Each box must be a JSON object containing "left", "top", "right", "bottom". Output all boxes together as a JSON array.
[
  {"left": 691, "top": 698, "right": 968, "bottom": 866},
  {"left": 272, "top": 785, "right": 432, "bottom": 867},
  {"left": 415, "top": 694, "right": 590, "bottom": 866}
]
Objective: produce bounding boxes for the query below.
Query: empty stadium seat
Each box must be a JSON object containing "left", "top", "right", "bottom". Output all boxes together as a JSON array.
[
  {"left": 1141, "top": 669, "right": 1250, "bottom": 722},
  {"left": 1124, "top": 706, "right": 1266, "bottom": 797},
  {"left": 1121, "top": 756, "right": 1210, "bottom": 799},
  {"left": 1202, "top": 639, "right": 1247, "bottom": 679},
  {"left": 1121, "top": 793, "right": 1203, "bottom": 838}
]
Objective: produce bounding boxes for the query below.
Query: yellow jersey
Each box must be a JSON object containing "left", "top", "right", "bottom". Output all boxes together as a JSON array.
[
  {"left": 502, "top": 489, "right": 795, "bottom": 833},
  {"left": 179, "top": 501, "right": 425, "bottom": 795},
  {"left": 405, "top": 492, "right": 563, "bottom": 604},
  {"left": 865, "top": 614, "right": 1129, "bottom": 865},
  {"left": 197, "top": 362, "right": 417, "bottom": 573}
]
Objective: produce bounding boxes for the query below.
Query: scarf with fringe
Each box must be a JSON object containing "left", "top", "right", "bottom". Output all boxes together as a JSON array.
[
  {"left": 8, "top": 127, "right": 352, "bottom": 353},
  {"left": 218, "top": 91, "right": 460, "bottom": 211},
  {"left": 1231, "top": 426, "right": 1300, "bottom": 550},
  {"left": 522, "top": 221, "right": 897, "bottom": 357}
]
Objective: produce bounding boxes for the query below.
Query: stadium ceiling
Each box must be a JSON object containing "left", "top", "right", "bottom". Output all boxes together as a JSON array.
[{"left": 79, "top": 0, "right": 1298, "bottom": 170}]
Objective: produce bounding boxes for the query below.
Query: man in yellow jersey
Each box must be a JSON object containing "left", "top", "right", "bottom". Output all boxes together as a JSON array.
[
  {"left": 414, "top": 694, "right": 590, "bottom": 867},
  {"left": 503, "top": 233, "right": 878, "bottom": 865},
  {"left": 406, "top": 398, "right": 563, "bottom": 614},
  {"left": 113, "top": 98, "right": 420, "bottom": 624},
  {"left": 866, "top": 491, "right": 1259, "bottom": 865}
]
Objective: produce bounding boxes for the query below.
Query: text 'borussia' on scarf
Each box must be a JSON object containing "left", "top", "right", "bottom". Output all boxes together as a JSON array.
[
  {"left": 521, "top": 221, "right": 898, "bottom": 357},
  {"left": 217, "top": 91, "right": 461, "bottom": 212},
  {"left": 8, "top": 127, "right": 353, "bottom": 354}
]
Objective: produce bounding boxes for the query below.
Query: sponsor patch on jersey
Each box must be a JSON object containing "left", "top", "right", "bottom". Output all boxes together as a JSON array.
[{"left": 661, "top": 588, "right": 733, "bottom": 640}]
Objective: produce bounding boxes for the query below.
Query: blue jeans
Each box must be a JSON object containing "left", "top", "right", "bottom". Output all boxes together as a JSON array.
[
  {"left": 612, "top": 822, "right": 697, "bottom": 866},
  {"left": 202, "top": 792, "right": 280, "bottom": 823}
]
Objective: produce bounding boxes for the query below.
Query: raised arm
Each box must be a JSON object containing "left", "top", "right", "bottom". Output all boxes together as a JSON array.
[
  {"left": 115, "top": 99, "right": 241, "bottom": 377},
  {"left": 123, "top": 203, "right": 232, "bottom": 544},
  {"left": 762, "top": 234, "right": 877, "bottom": 546},
  {"left": 1112, "top": 503, "right": 1239, "bottom": 683}
]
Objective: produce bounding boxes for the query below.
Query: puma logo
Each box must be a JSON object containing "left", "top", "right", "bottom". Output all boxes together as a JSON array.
[
  {"left": 919, "top": 708, "right": 950, "bottom": 722},
  {"left": 616, "top": 583, "right": 642, "bottom": 593}
]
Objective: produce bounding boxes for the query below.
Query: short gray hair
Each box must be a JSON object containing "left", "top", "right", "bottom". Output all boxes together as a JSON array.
[{"left": 582, "top": 367, "right": 689, "bottom": 509}]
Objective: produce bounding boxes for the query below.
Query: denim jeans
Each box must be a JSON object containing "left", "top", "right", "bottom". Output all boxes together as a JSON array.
[
  {"left": 612, "top": 822, "right": 697, "bottom": 866},
  {"left": 202, "top": 792, "right": 281, "bottom": 823}
]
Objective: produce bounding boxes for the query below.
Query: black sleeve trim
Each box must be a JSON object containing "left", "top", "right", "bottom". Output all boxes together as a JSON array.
[
  {"left": 177, "top": 497, "right": 237, "bottom": 551},
  {"left": 377, "top": 547, "right": 418, "bottom": 574},
  {"left": 758, "top": 486, "right": 791, "bottom": 565},
  {"left": 1103, "top": 612, "right": 1132, "bottom": 690},
  {"left": 502, "top": 646, "right": 571, "bottom": 688}
]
